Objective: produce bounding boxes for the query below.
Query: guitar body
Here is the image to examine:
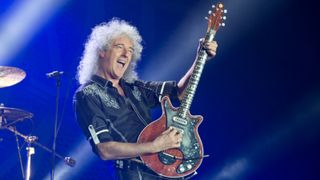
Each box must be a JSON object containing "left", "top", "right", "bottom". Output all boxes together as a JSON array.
[{"left": 138, "top": 96, "right": 203, "bottom": 178}]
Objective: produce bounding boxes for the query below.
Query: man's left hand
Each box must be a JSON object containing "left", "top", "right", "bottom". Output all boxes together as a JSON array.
[{"left": 203, "top": 41, "right": 218, "bottom": 59}]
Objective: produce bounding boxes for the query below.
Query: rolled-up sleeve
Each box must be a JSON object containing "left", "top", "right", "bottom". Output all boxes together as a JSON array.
[{"left": 74, "top": 91, "right": 113, "bottom": 144}]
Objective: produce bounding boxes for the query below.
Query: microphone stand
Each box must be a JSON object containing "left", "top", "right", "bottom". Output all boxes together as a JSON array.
[{"left": 48, "top": 71, "right": 63, "bottom": 180}]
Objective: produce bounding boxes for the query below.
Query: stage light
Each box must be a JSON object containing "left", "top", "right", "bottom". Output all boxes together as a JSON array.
[
  {"left": 211, "top": 158, "right": 248, "bottom": 180},
  {"left": 0, "top": 0, "right": 69, "bottom": 64},
  {"left": 44, "top": 139, "right": 95, "bottom": 180},
  {"left": 140, "top": 3, "right": 211, "bottom": 81}
]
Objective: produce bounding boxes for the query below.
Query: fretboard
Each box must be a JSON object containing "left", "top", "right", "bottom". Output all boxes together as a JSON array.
[{"left": 178, "top": 29, "right": 216, "bottom": 118}]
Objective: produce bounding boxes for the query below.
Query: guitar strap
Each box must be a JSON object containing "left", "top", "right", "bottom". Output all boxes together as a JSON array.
[
  {"left": 125, "top": 97, "right": 148, "bottom": 126},
  {"left": 158, "top": 82, "right": 167, "bottom": 102},
  {"left": 127, "top": 81, "right": 168, "bottom": 126}
]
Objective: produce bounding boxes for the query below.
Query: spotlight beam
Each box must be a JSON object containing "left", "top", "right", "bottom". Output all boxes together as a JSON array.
[{"left": 0, "top": 0, "right": 69, "bottom": 64}]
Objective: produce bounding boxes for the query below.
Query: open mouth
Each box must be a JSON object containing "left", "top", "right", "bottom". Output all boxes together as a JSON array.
[{"left": 116, "top": 59, "right": 126, "bottom": 68}]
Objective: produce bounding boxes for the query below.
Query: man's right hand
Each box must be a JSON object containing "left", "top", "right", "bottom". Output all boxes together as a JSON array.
[
  {"left": 96, "top": 127, "right": 183, "bottom": 160},
  {"left": 151, "top": 127, "right": 183, "bottom": 152}
]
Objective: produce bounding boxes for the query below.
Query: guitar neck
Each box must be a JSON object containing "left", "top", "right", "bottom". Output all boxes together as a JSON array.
[{"left": 178, "top": 30, "right": 216, "bottom": 118}]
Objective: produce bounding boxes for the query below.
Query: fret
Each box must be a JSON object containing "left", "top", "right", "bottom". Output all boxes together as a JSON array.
[
  {"left": 176, "top": 2, "right": 224, "bottom": 120},
  {"left": 178, "top": 36, "right": 216, "bottom": 118}
]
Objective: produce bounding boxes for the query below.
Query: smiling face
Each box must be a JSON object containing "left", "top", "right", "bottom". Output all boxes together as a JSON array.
[{"left": 98, "top": 35, "right": 134, "bottom": 84}]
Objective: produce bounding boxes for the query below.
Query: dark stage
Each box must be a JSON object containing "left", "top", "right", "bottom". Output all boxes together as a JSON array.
[{"left": 0, "top": 0, "right": 319, "bottom": 179}]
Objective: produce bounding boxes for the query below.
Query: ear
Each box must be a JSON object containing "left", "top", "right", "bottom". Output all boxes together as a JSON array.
[{"left": 98, "top": 50, "right": 105, "bottom": 59}]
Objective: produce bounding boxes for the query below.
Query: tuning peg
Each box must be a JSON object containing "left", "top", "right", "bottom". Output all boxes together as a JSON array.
[
  {"left": 212, "top": 4, "right": 215, "bottom": 8},
  {"left": 219, "top": 23, "right": 226, "bottom": 27},
  {"left": 205, "top": 17, "right": 208, "bottom": 20},
  {"left": 208, "top": 10, "right": 212, "bottom": 14},
  {"left": 224, "top": 9, "right": 228, "bottom": 13},
  {"left": 223, "top": 16, "right": 227, "bottom": 20}
]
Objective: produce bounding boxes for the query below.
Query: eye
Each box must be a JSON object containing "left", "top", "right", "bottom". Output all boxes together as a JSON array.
[
  {"left": 128, "top": 49, "right": 134, "bottom": 54},
  {"left": 114, "top": 44, "right": 124, "bottom": 49}
]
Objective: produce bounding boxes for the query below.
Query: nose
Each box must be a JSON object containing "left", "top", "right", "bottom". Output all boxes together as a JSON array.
[{"left": 122, "top": 48, "right": 132, "bottom": 59}]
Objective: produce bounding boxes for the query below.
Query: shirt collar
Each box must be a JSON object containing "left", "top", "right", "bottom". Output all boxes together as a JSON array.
[
  {"left": 90, "top": 75, "right": 131, "bottom": 90},
  {"left": 90, "top": 75, "right": 113, "bottom": 89}
]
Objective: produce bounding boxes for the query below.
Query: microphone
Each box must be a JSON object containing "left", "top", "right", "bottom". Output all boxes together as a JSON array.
[
  {"left": 46, "top": 71, "right": 64, "bottom": 78},
  {"left": 64, "top": 157, "right": 76, "bottom": 167}
]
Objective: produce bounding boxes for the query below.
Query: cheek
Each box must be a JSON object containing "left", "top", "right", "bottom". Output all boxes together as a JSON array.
[
  {"left": 99, "top": 58, "right": 107, "bottom": 67},
  {"left": 125, "top": 61, "right": 132, "bottom": 70}
]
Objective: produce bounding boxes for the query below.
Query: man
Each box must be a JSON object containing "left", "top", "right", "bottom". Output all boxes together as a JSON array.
[{"left": 74, "top": 19, "right": 217, "bottom": 179}]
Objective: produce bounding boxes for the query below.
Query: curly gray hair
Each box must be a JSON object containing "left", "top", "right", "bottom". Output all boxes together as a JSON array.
[{"left": 77, "top": 19, "right": 143, "bottom": 85}]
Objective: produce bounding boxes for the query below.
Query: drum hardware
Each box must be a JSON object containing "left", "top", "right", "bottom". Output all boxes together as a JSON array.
[
  {"left": 0, "top": 105, "right": 34, "bottom": 127},
  {"left": 2, "top": 125, "right": 76, "bottom": 180},
  {"left": 0, "top": 67, "right": 75, "bottom": 179}
]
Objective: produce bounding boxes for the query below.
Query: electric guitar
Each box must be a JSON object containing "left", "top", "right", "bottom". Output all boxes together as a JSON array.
[{"left": 137, "top": 2, "right": 226, "bottom": 178}]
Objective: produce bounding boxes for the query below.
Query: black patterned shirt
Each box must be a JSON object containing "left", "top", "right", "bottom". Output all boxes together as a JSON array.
[{"left": 73, "top": 75, "right": 179, "bottom": 154}]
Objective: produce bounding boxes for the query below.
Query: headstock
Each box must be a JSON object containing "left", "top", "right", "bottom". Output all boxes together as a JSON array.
[{"left": 206, "top": 2, "right": 227, "bottom": 33}]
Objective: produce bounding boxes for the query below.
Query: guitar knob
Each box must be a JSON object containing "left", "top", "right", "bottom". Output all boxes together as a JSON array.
[
  {"left": 187, "top": 164, "right": 192, "bottom": 170},
  {"left": 179, "top": 166, "right": 186, "bottom": 173}
]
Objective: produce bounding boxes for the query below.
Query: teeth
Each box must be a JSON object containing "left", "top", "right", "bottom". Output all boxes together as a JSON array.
[{"left": 117, "top": 59, "right": 126, "bottom": 67}]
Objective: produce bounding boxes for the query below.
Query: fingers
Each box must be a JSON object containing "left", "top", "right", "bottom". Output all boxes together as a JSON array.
[
  {"left": 197, "top": 39, "right": 217, "bottom": 59},
  {"left": 205, "top": 43, "right": 217, "bottom": 58},
  {"left": 204, "top": 41, "right": 218, "bottom": 49},
  {"left": 204, "top": 41, "right": 217, "bottom": 51},
  {"left": 173, "top": 137, "right": 183, "bottom": 148},
  {"left": 162, "top": 126, "right": 179, "bottom": 133},
  {"left": 199, "top": 38, "right": 217, "bottom": 48},
  {"left": 156, "top": 126, "right": 183, "bottom": 149},
  {"left": 168, "top": 127, "right": 183, "bottom": 146},
  {"left": 165, "top": 126, "right": 183, "bottom": 139},
  {"left": 161, "top": 126, "right": 173, "bottom": 135},
  {"left": 165, "top": 127, "right": 183, "bottom": 136},
  {"left": 176, "top": 136, "right": 182, "bottom": 144}
]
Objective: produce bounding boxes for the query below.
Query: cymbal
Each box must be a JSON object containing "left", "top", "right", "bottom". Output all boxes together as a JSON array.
[
  {"left": 0, "top": 66, "right": 26, "bottom": 88},
  {"left": 0, "top": 106, "right": 33, "bottom": 126}
]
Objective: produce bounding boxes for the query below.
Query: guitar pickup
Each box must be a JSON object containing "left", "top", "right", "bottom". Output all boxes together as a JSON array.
[{"left": 172, "top": 116, "right": 188, "bottom": 125}]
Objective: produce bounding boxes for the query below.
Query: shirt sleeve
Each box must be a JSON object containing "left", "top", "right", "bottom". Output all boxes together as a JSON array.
[
  {"left": 73, "top": 89, "right": 113, "bottom": 145},
  {"left": 134, "top": 80, "right": 179, "bottom": 108}
]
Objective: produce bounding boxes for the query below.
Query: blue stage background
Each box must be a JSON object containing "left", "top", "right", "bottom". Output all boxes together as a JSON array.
[{"left": 0, "top": 0, "right": 319, "bottom": 179}]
